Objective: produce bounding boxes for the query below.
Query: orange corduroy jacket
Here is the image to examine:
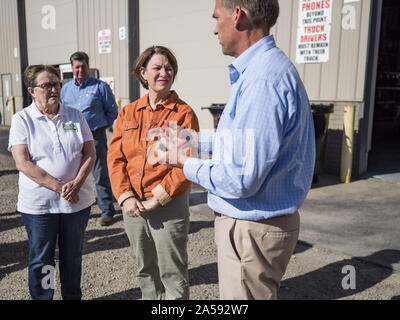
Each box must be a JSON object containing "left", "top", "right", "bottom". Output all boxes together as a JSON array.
[{"left": 107, "top": 91, "right": 200, "bottom": 206}]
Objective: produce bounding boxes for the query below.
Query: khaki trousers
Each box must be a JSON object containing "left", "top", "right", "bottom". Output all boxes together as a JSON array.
[
  {"left": 214, "top": 211, "right": 300, "bottom": 300},
  {"left": 123, "top": 191, "right": 190, "bottom": 300}
]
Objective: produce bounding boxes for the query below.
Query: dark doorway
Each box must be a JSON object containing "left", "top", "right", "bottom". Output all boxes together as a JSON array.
[{"left": 368, "top": 0, "right": 400, "bottom": 178}]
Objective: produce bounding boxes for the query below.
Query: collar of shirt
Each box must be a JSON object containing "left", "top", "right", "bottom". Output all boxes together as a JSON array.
[
  {"left": 30, "top": 101, "right": 66, "bottom": 120},
  {"left": 136, "top": 90, "right": 178, "bottom": 112},
  {"left": 74, "top": 76, "right": 94, "bottom": 88},
  {"left": 228, "top": 34, "right": 277, "bottom": 85}
]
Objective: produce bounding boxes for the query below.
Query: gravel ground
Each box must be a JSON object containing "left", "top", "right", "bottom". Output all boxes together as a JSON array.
[{"left": 1, "top": 127, "right": 400, "bottom": 300}]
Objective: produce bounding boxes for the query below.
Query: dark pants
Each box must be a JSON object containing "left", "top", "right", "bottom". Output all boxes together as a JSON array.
[
  {"left": 20, "top": 207, "right": 91, "bottom": 300},
  {"left": 92, "top": 127, "right": 115, "bottom": 218}
]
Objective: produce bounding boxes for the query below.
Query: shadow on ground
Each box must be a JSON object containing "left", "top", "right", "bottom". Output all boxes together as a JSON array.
[
  {"left": 95, "top": 262, "right": 219, "bottom": 300},
  {"left": 0, "top": 170, "right": 18, "bottom": 177},
  {"left": 0, "top": 212, "right": 24, "bottom": 233},
  {"left": 189, "top": 192, "right": 207, "bottom": 206},
  {"left": 279, "top": 248, "right": 400, "bottom": 300},
  {"left": 0, "top": 240, "right": 29, "bottom": 281}
]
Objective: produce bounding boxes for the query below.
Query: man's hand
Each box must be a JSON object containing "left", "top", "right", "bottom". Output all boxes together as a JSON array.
[
  {"left": 154, "top": 140, "right": 188, "bottom": 168},
  {"left": 123, "top": 197, "right": 146, "bottom": 217},
  {"left": 147, "top": 121, "right": 198, "bottom": 168},
  {"left": 141, "top": 197, "right": 160, "bottom": 212},
  {"left": 148, "top": 121, "right": 199, "bottom": 150}
]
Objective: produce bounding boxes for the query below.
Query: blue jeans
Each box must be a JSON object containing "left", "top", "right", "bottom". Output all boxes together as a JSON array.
[
  {"left": 20, "top": 207, "right": 90, "bottom": 300},
  {"left": 92, "top": 128, "right": 115, "bottom": 218}
]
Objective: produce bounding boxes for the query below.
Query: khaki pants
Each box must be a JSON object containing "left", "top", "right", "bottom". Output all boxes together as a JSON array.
[
  {"left": 214, "top": 212, "right": 300, "bottom": 300},
  {"left": 123, "top": 191, "right": 190, "bottom": 300}
]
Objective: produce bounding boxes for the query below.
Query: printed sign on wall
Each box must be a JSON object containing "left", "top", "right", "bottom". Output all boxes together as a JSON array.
[
  {"left": 98, "top": 29, "right": 112, "bottom": 54},
  {"left": 100, "top": 77, "right": 115, "bottom": 94},
  {"left": 1, "top": 74, "right": 12, "bottom": 111},
  {"left": 296, "top": 0, "right": 332, "bottom": 64}
]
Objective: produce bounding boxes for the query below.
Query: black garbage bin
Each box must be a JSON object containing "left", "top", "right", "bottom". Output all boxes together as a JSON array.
[
  {"left": 201, "top": 104, "right": 225, "bottom": 129},
  {"left": 311, "top": 104, "right": 334, "bottom": 183}
]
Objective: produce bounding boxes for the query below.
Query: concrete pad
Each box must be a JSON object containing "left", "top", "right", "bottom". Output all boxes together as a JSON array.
[{"left": 300, "top": 176, "right": 400, "bottom": 272}]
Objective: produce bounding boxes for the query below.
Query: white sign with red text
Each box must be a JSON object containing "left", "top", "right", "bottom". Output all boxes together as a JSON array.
[
  {"left": 296, "top": 0, "right": 332, "bottom": 64},
  {"left": 98, "top": 29, "right": 112, "bottom": 54}
]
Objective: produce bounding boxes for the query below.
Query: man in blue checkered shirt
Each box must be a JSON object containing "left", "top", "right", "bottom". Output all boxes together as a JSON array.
[{"left": 158, "top": 0, "right": 315, "bottom": 300}]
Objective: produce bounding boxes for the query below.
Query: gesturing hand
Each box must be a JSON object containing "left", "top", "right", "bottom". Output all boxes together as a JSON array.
[
  {"left": 123, "top": 197, "right": 146, "bottom": 217},
  {"left": 147, "top": 121, "right": 198, "bottom": 168},
  {"left": 147, "top": 121, "right": 198, "bottom": 149}
]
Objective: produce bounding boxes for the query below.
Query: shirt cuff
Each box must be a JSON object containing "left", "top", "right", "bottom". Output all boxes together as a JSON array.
[
  {"left": 198, "top": 131, "right": 214, "bottom": 155},
  {"left": 183, "top": 157, "right": 204, "bottom": 184},
  {"left": 152, "top": 184, "right": 172, "bottom": 206},
  {"left": 118, "top": 191, "right": 135, "bottom": 206}
]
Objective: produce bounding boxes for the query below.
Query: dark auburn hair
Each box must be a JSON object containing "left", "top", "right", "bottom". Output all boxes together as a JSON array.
[{"left": 133, "top": 46, "right": 178, "bottom": 89}]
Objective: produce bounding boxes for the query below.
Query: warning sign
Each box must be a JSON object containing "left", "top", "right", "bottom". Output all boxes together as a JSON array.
[
  {"left": 98, "top": 29, "right": 112, "bottom": 54},
  {"left": 296, "top": 0, "right": 332, "bottom": 64}
]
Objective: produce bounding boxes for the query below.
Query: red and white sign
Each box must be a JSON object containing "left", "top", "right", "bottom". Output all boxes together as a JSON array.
[
  {"left": 100, "top": 77, "right": 115, "bottom": 94},
  {"left": 98, "top": 29, "right": 112, "bottom": 54},
  {"left": 296, "top": 0, "right": 332, "bottom": 64}
]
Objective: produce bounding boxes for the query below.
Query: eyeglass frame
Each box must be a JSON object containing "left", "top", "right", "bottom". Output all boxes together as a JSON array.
[{"left": 33, "top": 82, "right": 61, "bottom": 91}]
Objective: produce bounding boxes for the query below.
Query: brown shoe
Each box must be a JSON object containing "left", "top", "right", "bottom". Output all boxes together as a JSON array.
[{"left": 100, "top": 217, "right": 113, "bottom": 226}]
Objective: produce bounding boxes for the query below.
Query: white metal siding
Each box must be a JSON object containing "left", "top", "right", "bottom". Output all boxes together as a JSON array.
[
  {"left": 139, "top": 0, "right": 233, "bottom": 130},
  {"left": 272, "top": 0, "right": 372, "bottom": 102},
  {"left": 0, "top": 0, "right": 22, "bottom": 125},
  {"left": 76, "top": 0, "right": 130, "bottom": 104},
  {"left": 25, "top": 0, "right": 78, "bottom": 65},
  {"left": 139, "top": 0, "right": 372, "bottom": 130}
]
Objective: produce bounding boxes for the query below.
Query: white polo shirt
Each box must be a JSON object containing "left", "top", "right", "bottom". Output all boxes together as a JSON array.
[{"left": 8, "top": 102, "right": 96, "bottom": 214}]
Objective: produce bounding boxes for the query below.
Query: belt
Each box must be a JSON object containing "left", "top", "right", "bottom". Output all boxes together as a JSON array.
[{"left": 214, "top": 211, "right": 298, "bottom": 220}]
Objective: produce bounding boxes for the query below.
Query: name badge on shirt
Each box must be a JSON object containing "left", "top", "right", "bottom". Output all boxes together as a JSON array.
[{"left": 63, "top": 122, "right": 77, "bottom": 131}]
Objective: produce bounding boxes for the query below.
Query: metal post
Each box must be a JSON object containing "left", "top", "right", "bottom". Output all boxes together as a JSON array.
[
  {"left": 9, "top": 96, "right": 16, "bottom": 117},
  {"left": 116, "top": 98, "right": 122, "bottom": 111},
  {"left": 340, "top": 105, "right": 356, "bottom": 183}
]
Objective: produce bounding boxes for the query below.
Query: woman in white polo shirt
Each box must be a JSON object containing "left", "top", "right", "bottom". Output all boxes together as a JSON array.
[{"left": 8, "top": 65, "right": 96, "bottom": 300}]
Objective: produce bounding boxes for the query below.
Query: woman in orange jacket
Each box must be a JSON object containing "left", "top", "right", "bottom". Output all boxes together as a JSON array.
[{"left": 107, "top": 46, "right": 199, "bottom": 300}]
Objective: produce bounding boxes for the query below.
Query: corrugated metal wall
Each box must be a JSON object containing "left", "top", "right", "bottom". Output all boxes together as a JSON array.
[
  {"left": 0, "top": 0, "right": 23, "bottom": 125},
  {"left": 273, "top": 0, "right": 371, "bottom": 102},
  {"left": 271, "top": 0, "right": 373, "bottom": 176},
  {"left": 139, "top": 0, "right": 234, "bottom": 131},
  {"left": 25, "top": 0, "right": 78, "bottom": 65},
  {"left": 0, "top": 0, "right": 376, "bottom": 176},
  {"left": 139, "top": 0, "right": 372, "bottom": 131},
  {"left": 76, "top": 0, "right": 130, "bottom": 105}
]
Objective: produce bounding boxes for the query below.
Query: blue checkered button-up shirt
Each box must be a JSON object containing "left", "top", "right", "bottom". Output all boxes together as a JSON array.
[
  {"left": 184, "top": 35, "right": 315, "bottom": 221},
  {"left": 61, "top": 77, "right": 118, "bottom": 132}
]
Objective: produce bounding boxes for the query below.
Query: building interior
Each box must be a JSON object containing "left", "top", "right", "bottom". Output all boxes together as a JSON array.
[{"left": 368, "top": 0, "right": 400, "bottom": 179}]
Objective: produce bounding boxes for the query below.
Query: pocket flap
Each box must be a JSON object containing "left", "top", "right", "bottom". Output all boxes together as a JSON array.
[{"left": 124, "top": 119, "right": 139, "bottom": 130}]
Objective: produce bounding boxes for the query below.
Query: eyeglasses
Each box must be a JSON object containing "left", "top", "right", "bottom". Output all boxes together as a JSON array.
[{"left": 34, "top": 82, "right": 61, "bottom": 91}]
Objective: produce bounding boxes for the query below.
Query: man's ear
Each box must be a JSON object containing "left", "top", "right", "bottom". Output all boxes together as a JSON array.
[{"left": 233, "top": 6, "right": 249, "bottom": 30}]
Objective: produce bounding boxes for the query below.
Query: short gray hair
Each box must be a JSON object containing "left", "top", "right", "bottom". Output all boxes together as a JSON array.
[
  {"left": 23, "top": 65, "right": 60, "bottom": 88},
  {"left": 222, "top": 0, "right": 280, "bottom": 31}
]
